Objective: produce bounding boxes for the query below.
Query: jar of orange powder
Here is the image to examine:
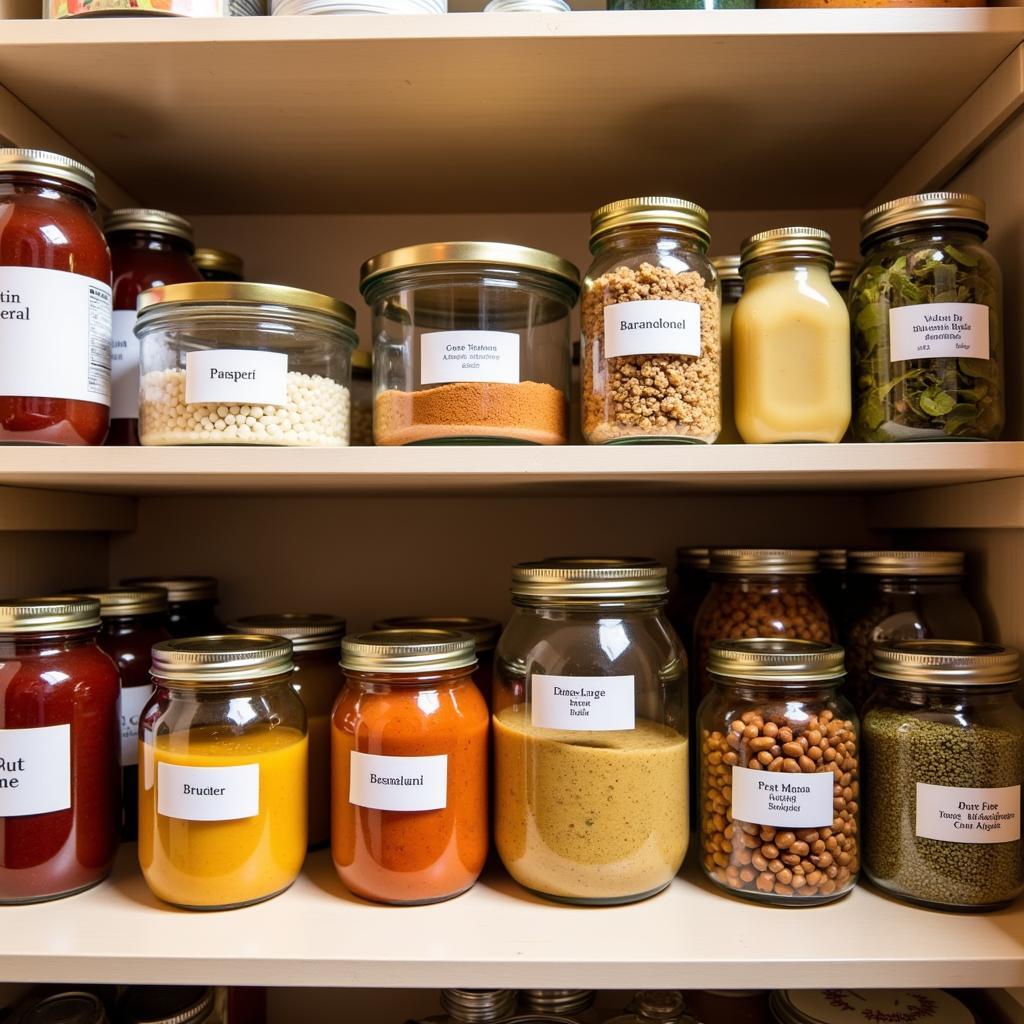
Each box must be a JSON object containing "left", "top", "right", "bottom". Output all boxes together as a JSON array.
[{"left": 332, "top": 629, "right": 489, "bottom": 904}]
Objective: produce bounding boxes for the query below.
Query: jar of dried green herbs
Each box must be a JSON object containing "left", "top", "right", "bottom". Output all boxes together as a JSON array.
[
  {"left": 850, "top": 192, "right": 1003, "bottom": 442},
  {"left": 862, "top": 640, "right": 1024, "bottom": 911}
]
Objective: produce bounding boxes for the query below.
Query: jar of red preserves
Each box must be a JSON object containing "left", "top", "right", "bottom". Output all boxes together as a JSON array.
[
  {"left": 121, "top": 575, "right": 222, "bottom": 637},
  {"left": 0, "top": 149, "right": 111, "bottom": 445},
  {"left": 105, "top": 209, "right": 201, "bottom": 446},
  {"left": 0, "top": 597, "right": 120, "bottom": 903}
]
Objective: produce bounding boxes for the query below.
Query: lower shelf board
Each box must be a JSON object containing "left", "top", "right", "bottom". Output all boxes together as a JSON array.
[{"left": 3, "top": 848, "right": 1023, "bottom": 989}]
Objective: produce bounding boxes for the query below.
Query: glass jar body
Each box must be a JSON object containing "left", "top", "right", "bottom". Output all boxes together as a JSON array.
[
  {"left": 862, "top": 681, "right": 1024, "bottom": 910},
  {"left": 331, "top": 666, "right": 489, "bottom": 905},
  {"left": 166, "top": 598, "right": 223, "bottom": 638},
  {"left": 493, "top": 599, "right": 688, "bottom": 904},
  {"left": 851, "top": 226, "right": 1003, "bottom": 442},
  {"left": 582, "top": 225, "right": 721, "bottom": 444},
  {"left": 138, "top": 675, "right": 308, "bottom": 910},
  {"left": 0, "top": 173, "right": 111, "bottom": 445},
  {"left": 716, "top": 277, "right": 743, "bottom": 444},
  {"left": 0, "top": 629, "right": 120, "bottom": 903}
]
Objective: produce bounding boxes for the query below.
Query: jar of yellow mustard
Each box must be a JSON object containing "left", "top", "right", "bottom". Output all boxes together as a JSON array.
[{"left": 138, "top": 635, "right": 308, "bottom": 910}]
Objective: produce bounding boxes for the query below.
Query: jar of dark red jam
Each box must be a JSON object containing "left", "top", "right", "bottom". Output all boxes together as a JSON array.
[
  {"left": 192, "top": 247, "right": 244, "bottom": 282},
  {"left": 120, "top": 575, "right": 222, "bottom": 637},
  {"left": 0, "top": 149, "right": 112, "bottom": 445},
  {"left": 0, "top": 596, "right": 120, "bottom": 903},
  {"left": 105, "top": 209, "right": 201, "bottom": 447}
]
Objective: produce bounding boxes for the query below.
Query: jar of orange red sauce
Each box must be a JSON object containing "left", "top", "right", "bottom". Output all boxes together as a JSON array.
[{"left": 332, "top": 629, "right": 489, "bottom": 904}]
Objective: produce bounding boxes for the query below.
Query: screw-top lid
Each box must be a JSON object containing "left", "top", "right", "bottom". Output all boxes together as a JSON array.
[
  {"left": 848, "top": 550, "right": 965, "bottom": 576},
  {"left": 709, "top": 548, "right": 819, "bottom": 575},
  {"left": 629, "top": 992, "right": 689, "bottom": 1023},
  {"left": 589, "top": 196, "right": 710, "bottom": 248},
  {"left": 0, "top": 596, "right": 101, "bottom": 633},
  {"left": 512, "top": 557, "right": 668, "bottom": 599},
  {"left": 192, "top": 247, "right": 244, "bottom": 279},
  {"left": 740, "top": 227, "right": 833, "bottom": 271},
  {"left": 352, "top": 349, "right": 372, "bottom": 379},
  {"left": 711, "top": 255, "right": 741, "bottom": 282},
  {"left": 116, "top": 987, "right": 215, "bottom": 1024},
  {"left": 676, "top": 546, "right": 710, "bottom": 572},
  {"left": 770, "top": 989, "right": 975, "bottom": 1024},
  {"left": 440, "top": 991, "right": 518, "bottom": 1024},
  {"left": 342, "top": 629, "right": 477, "bottom": 674},
  {"left": 372, "top": 616, "right": 501, "bottom": 653},
  {"left": 861, "top": 192, "right": 987, "bottom": 247},
  {"left": 520, "top": 992, "right": 596, "bottom": 1016},
  {"left": 872, "top": 640, "right": 1020, "bottom": 687},
  {"left": 0, "top": 148, "right": 96, "bottom": 193},
  {"left": 709, "top": 638, "right": 845, "bottom": 683},
  {"left": 228, "top": 613, "right": 346, "bottom": 653},
  {"left": 818, "top": 548, "right": 847, "bottom": 571},
  {"left": 104, "top": 209, "right": 194, "bottom": 243},
  {"left": 19, "top": 993, "right": 108, "bottom": 1024},
  {"left": 830, "top": 259, "right": 859, "bottom": 287},
  {"left": 150, "top": 635, "right": 293, "bottom": 683},
  {"left": 72, "top": 586, "right": 169, "bottom": 618},
  {"left": 122, "top": 575, "right": 218, "bottom": 603}
]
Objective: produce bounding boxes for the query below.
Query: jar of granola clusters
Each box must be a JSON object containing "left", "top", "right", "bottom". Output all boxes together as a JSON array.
[{"left": 582, "top": 197, "right": 721, "bottom": 444}]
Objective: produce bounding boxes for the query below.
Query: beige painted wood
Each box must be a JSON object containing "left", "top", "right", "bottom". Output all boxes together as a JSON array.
[{"left": 869, "top": 478, "right": 1024, "bottom": 530}]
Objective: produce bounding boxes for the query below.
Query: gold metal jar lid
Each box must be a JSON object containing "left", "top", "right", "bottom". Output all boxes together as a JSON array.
[
  {"left": 676, "top": 547, "right": 710, "bottom": 571},
  {"left": 342, "top": 629, "right": 477, "bottom": 674},
  {"left": 709, "top": 638, "right": 845, "bottom": 683},
  {"left": 848, "top": 550, "right": 965, "bottom": 576},
  {"left": 116, "top": 986, "right": 216, "bottom": 1024},
  {"left": 589, "top": 196, "right": 711, "bottom": 249},
  {"left": 150, "top": 635, "right": 293, "bottom": 683},
  {"left": 352, "top": 349, "right": 372, "bottom": 379},
  {"left": 512, "top": 557, "right": 668, "bottom": 599},
  {"left": 372, "top": 616, "right": 501, "bottom": 653},
  {"left": 122, "top": 575, "right": 218, "bottom": 603},
  {"left": 872, "top": 640, "right": 1020, "bottom": 687},
  {"left": 104, "top": 208, "right": 194, "bottom": 243},
  {"left": 740, "top": 227, "right": 833, "bottom": 272},
  {"left": 818, "top": 548, "right": 847, "bottom": 571},
  {"left": 830, "top": 259, "right": 858, "bottom": 287},
  {"left": 0, "top": 148, "right": 96, "bottom": 193},
  {"left": 712, "top": 255, "right": 741, "bottom": 281},
  {"left": 0, "top": 596, "right": 101, "bottom": 633},
  {"left": 861, "top": 192, "right": 987, "bottom": 244},
  {"left": 709, "top": 548, "right": 819, "bottom": 575},
  {"left": 192, "top": 247, "right": 244, "bottom": 279},
  {"left": 520, "top": 992, "right": 595, "bottom": 1016},
  {"left": 74, "top": 586, "right": 169, "bottom": 617},
  {"left": 228, "top": 613, "right": 346, "bottom": 653}
]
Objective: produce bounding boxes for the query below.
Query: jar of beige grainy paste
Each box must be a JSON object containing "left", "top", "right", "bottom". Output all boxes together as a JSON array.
[{"left": 582, "top": 196, "right": 722, "bottom": 444}]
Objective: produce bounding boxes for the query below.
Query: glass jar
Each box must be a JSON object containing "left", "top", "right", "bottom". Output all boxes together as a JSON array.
[
  {"left": 817, "top": 548, "right": 847, "bottom": 638},
  {"left": 519, "top": 993, "right": 596, "bottom": 1023},
  {"left": 105, "top": 208, "right": 202, "bottom": 447},
  {"left": 712, "top": 255, "right": 742, "bottom": 444},
  {"left": 18, "top": 993, "right": 109, "bottom": 1024},
  {"left": 136, "top": 282, "right": 357, "bottom": 447},
  {"left": 681, "top": 991, "right": 771, "bottom": 1024},
  {"left": 668, "top": 546, "right": 710, "bottom": 655},
  {"left": 851, "top": 192, "right": 1003, "bottom": 442},
  {"left": 844, "top": 550, "right": 983, "bottom": 711},
  {"left": 733, "top": 228, "right": 851, "bottom": 443},
  {"left": 333, "top": 630, "right": 488, "bottom": 905},
  {"left": 350, "top": 349, "right": 374, "bottom": 446},
  {"left": 604, "top": 993, "right": 697, "bottom": 1024},
  {"left": 361, "top": 241, "right": 578, "bottom": 446},
  {"left": 830, "top": 259, "right": 857, "bottom": 302},
  {"left": 228, "top": 612, "right": 345, "bottom": 849},
  {"left": 0, "top": 149, "right": 111, "bottom": 445},
  {"left": 494, "top": 558, "right": 688, "bottom": 905},
  {"left": 417, "top": 991, "right": 519, "bottom": 1024},
  {"left": 121, "top": 575, "right": 222, "bottom": 638},
  {"left": 0, "top": 597, "right": 120, "bottom": 903},
  {"left": 698, "top": 638, "right": 859, "bottom": 905},
  {"left": 769, "top": 990, "right": 976, "bottom": 1024},
  {"left": 193, "top": 247, "right": 244, "bottom": 283},
  {"left": 116, "top": 989, "right": 216, "bottom": 1024},
  {"left": 138, "top": 635, "right": 308, "bottom": 910},
  {"left": 582, "top": 197, "right": 721, "bottom": 444},
  {"left": 693, "top": 549, "right": 832, "bottom": 701},
  {"left": 608, "top": 0, "right": 754, "bottom": 8},
  {"left": 863, "top": 640, "right": 1024, "bottom": 911}
]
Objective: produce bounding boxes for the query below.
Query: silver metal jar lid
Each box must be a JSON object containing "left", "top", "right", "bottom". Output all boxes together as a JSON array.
[
  {"left": 116, "top": 987, "right": 215, "bottom": 1024},
  {"left": 122, "top": 575, "right": 218, "bottom": 603},
  {"left": 709, "top": 638, "right": 845, "bottom": 683},
  {"left": 628, "top": 992, "right": 689, "bottom": 1022},
  {"left": 830, "top": 259, "right": 859, "bottom": 287},
  {"left": 0, "top": 596, "right": 101, "bottom": 633},
  {"left": 342, "top": 629, "right": 477, "bottom": 674},
  {"left": 520, "top": 992, "right": 595, "bottom": 1016},
  {"left": 847, "top": 550, "right": 965, "bottom": 576},
  {"left": 872, "top": 640, "right": 1020, "bottom": 687},
  {"left": 709, "top": 548, "right": 819, "bottom": 575},
  {"left": 74, "top": 586, "right": 169, "bottom": 617},
  {"left": 440, "top": 990, "right": 518, "bottom": 1024},
  {"left": 372, "top": 616, "right": 500, "bottom": 653},
  {"left": 150, "top": 635, "right": 293, "bottom": 683},
  {"left": 711, "top": 255, "right": 741, "bottom": 281},
  {"left": 0, "top": 148, "right": 96, "bottom": 193},
  {"left": 861, "top": 191, "right": 987, "bottom": 245},
  {"left": 770, "top": 989, "right": 976, "bottom": 1024},
  {"left": 104, "top": 208, "right": 194, "bottom": 243},
  {"left": 20, "top": 992, "right": 108, "bottom": 1024},
  {"left": 228, "top": 613, "right": 346, "bottom": 653},
  {"left": 589, "top": 196, "right": 710, "bottom": 248},
  {"left": 740, "top": 227, "right": 833, "bottom": 271},
  {"left": 512, "top": 557, "right": 668, "bottom": 599}
]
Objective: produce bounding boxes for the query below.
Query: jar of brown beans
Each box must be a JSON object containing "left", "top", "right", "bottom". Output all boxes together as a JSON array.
[{"left": 698, "top": 638, "right": 860, "bottom": 905}]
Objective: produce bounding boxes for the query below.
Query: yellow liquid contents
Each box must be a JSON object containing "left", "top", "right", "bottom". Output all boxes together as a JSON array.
[
  {"left": 494, "top": 708, "right": 688, "bottom": 902},
  {"left": 139, "top": 725, "right": 308, "bottom": 909}
]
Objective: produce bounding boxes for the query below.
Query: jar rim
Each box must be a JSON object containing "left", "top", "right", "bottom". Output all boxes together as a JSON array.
[
  {"left": 0, "top": 148, "right": 96, "bottom": 194},
  {"left": 861, "top": 191, "right": 987, "bottom": 245},
  {"left": 192, "top": 247, "right": 244, "bottom": 278},
  {"left": 0, "top": 595, "right": 101, "bottom": 633},
  {"left": 104, "top": 208, "right": 194, "bottom": 244},
  {"left": 228, "top": 613, "right": 346, "bottom": 653},
  {"left": 709, "top": 638, "right": 845, "bottom": 683},
  {"left": 122, "top": 575, "right": 218, "bottom": 602},
  {"left": 872, "top": 640, "right": 1020, "bottom": 687},
  {"left": 342, "top": 629, "right": 477, "bottom": 674},
  {"left": 675, "top": 546, "right": 710, "bottom": 571},
  {"left": 711, "top": 255, "right": 741, "bottom": 282},
  {"left": 151, "top": 634, "right": 294, "bottom": 683},
  {"left": 72, "top": 586, "right": 169, "bottom": 617},
  {"left": 848, "top": 550, "right": 964, "bottom": 576},
  {"left": 589, "top": 196, "right": 711, "bottom": 249},
  {"left": 709, "top": 548, "right": 819, "bottom": 575},
  {"left": 740, "top": 227, "right": 833, "bottom": 272},
  {"left": 512, "top": 557, "right": 668, "bottom": 599}
]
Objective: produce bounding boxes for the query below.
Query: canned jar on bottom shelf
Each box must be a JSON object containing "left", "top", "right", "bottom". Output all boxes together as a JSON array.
[{"left": 769, "top": 990, "right": 976, "bottom": 1024}]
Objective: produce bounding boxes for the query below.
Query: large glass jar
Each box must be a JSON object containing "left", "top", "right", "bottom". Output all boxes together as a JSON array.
[
  {"left": 494, "top": 558, "right": 688, "bottom": 905},
  {"left": 332, "top": 630, "right": 489, "bottom": 905},
  {"left": 138, "top": 635, "right": 308, "bottom": 910},
  {"left": 698, "top": 639, "right": 859, "bottom": 905},
  {"left": 228, "top": 612, "right": 345, "bottom": 849},
  {"left": 105, "top": 208, "right": 201, "bottom": 447},
  {"left": 863, "top": 640, "right": 1023, "bottom": 911},
  {"left": 712, "top": 255, "right": 742, "bottom": 444},
  {"left": 121, "top": 575, "right": 222, "bottom": 638},
  {"left": 17, "top": 993, "right": 110, "bottom": 1024},
  {"left": 769, "top": 990, "right": 976, "bottom": 1024},
  {"left": 416, "top": 991, "right": 518, "bottom": 1024},
  {"left": 192, "top": 248, "right": 244, "bottom": 283},
  {"left": 582, "top": 197, "right": 721, "bottom": 444},
  {"left": 844, "top": 550, "right": 982, "bottom": 711},
  {"left": 0, "top": 149, "right": 111, "bottom": 445},
  {"left": 136, "top": 282, "right": 357, "bottom": 446},
  {"left": 0, "top": 597, "right": 120, "bottom": 903},
  {"left": 851, "top": 192, "right": 1003, "bottom": 442},
  {"left": 603, "top": 993, "right": 697, "bottom": 1024},
  {"left": 733, "top": 228, "right": 851, "bottom": 443},
  {"left": 360, "top": 242, "right": 578, "bottom": 446}
]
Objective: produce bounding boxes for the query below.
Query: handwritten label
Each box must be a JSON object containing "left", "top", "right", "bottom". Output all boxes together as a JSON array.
[
  {"left": 349, "top": 752, "right": 448, "bottom": 811},
  {"left": 731, "top": 764, "right": 834, "bottom": 827},
  {"left": 916, "top": 782, "right": 1020, "bottom": 844},
  {"left": 889, "top": 302, "right": 990, "bottom": 361},
  {"left": 604, "top": 299, "right": 701, "bottom": 359},
  {"left": 185, "top": 349, "right": 288, "bottom": 406},
  {"left": 420, "top": 330, "right": 520, "bottom": 385},
  {"left": 157, "top": 762, "right": 259, "bottom": 821},
  {"left": 531, "top": 674, "right": 635, "bottom": 731},
  {"left": 0, "top": 725, "right": 71, "bottom": 817}
]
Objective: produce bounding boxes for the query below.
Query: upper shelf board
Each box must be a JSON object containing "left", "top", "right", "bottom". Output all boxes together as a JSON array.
[{"left": 1, "top": 10, "right": 1023, "bottom": 213}]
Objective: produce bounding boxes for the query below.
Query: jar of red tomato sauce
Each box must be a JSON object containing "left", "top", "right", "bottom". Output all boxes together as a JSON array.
[
  {"left": 0, "top": 149, "right": 112, "bottom": 445},
  {"left": 0, "top": 597, "right": 120, "bottom": 903},
  {"left": 105, "top": 209, "right": 201, "bottom": 446}
]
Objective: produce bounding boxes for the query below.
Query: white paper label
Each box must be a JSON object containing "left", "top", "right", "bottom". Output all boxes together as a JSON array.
[
  {"left": 0, "top": 267, "right": 111, "bottom": 405},
  {"left": 0, "top": 725, "right": 71, "bottom": 817},
  {"left": 604, "top": 299, "right": 701, "bottom": 359},
  {"left": 889, "top": 302, "right": 990, "bottom": 362},
  {"left": 916, "top": 782, "right": 1020, "bottom": 844},
  {"left": 120, "top": 686, "right": 152, "bottom": 767},
  {"left": 419, "top": 330, "right": 520, "bottom": 385},
  {"left": 348, "top": 752, "right": 448, "bottom": 811},
  {"left": 731, "top": 764, "right": 835, "bottom": 827},
  {"left": 184, "top": 349, "right": 288, "bottom": 406},
  {"left": 157, "top": 762, "right": 259, "bottom": 821},
  {"left": 531, "top": 674, "right": 636, "bottom": 731},
  {"left": 110, "top": 309, "right": 140, "bottom": 418}
]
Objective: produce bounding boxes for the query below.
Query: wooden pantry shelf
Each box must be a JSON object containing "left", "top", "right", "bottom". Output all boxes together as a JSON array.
[{"left": 1, "top": 10, "right": 1023, "bottom": 213}]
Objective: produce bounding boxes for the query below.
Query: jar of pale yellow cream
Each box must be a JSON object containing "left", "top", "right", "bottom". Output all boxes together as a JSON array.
[{"left": 732, "top": 228, "right": 851, "bottom": 444}]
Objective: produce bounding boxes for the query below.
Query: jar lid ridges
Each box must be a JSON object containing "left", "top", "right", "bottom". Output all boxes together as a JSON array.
[
  {"left": 116, "top": 987, "right": 216, "bottom": 1024},
  {"left": 104, "top": 208, "right": 194, "bottom": 243},
  {"left": 0, "top": 596, "right": 101, "bottom": 633},
  {"left": 709, "top": 548, "right": 819, "bottom": 574},
  {"left": 709, "top": 638, "right": 845, "bottom": 682},
  {"left": 192, "top": 247, "right": 244, "bottom": 278},
  {"left": 711, "top": 255, "right": 741, "bottom": 281},
  {"left": 440, "top": 990, "right": 518, "bottom": 1024},
  {"left": 122, "top": 575, "right": 218, "bottom": 603},
  {"left": 512, "top": 557, "right": 668, "bottom": 599},
  {"left": 150, "top": 634, "right": 294, "bottom": 683},
  {"left": 73, "top": 586, "right": 169, "bottom": 617},
  {"left": 372, "top": 616, "right": 501, "bottom": 652},
  {"left": 848, "top": 550, "right": 965, "bottom": 576},
  {"left": 589, "top": 196, "right": 710, "bottom": 248},
  {"left": 861, "top": 191, "right": 987, "bottom": 243},
  {"left": 342, "top": 629, "right": 477, "bottom": 674},
  {"left": 872, "top": 640, "right": 1020, "bottom": 686},
  {"left": 740, "top": 227, "right": 833, "bottom": 270},
  {"left": 0, "top": 148, "right": 96, "bottom": 193}
]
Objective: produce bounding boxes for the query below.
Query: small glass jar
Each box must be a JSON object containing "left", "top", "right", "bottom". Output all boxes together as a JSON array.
[
  {"left": 116, "top": 988, "right": 216, "bottom": 1024},
  {"left": 228, "top": 612, "right": 346, "bottom": 849},
  {"left": 18, "top": 993, "right": 110, "bottom": 1024},
  {"left": 350, "top": 349, "right": 374, "bottom": 446},
  {"left": 360, "top": 241, "right": 578, "bottom": 446},
  {"left": 137, "top": 282, "right": 357, "bottom": 447},
  {"left": 769, "top": 990, "right": 976, "bottom": 1024},
  {"left": 333, "top": 630, "right": 489, "bottom": 905},
  {"left": 138, "top": 635, "right": 308, "bottom": 910},
  {"left": 863, "top": 641, "right": 1024, "bottom": 911},
  {"left": 0, "top": 597, "right": 120, "bottom": 904},
  {"left": 105, "top": 208, "right": 202, "bottom": 447},
  {"left": 192, "top": 247, "right": 244, "bottom": 283},
  {"left": 712, "top": 255, "right": 742, "bottom": 444},
  {"left": 698, "top": 638, "right": 859, "bottom": 905},
  {"left": 844, "top": 550, "right": 982, "bottom": 711},
  {"left": 830, "top": 259, "right": 857, "bottom": 302},
  {"left": 121, "top": 575, "right": 222, "bottom": 638},
  {"left": 519, "top": 993, "right": 596, "bottom": 1023},
  {"left": 0, "top": 149, "right": 111, "bottom": 445},
  {"left": 603, "top": 993, "right": 697, "bottom": 1024},
  {"left": 582, "top": 197, "right": 721, "bottom": 444},
  {"left": 681, "top": 991, "right": 771, "bottom": 1024},
  {"left": 693, "top": 549, "right": 833, "bottom": 702},
  {"left": 817, "top": 548, "right": 847, "bottom": 637},
  {"left": 733, "top": 228, "right": 851, "bottom": 443},
  {"left": 494, "top": 558, "right": 688, "bottom": 905},
  {"left": 851, "top": 192, "right": 1003, "bottom": 442}
]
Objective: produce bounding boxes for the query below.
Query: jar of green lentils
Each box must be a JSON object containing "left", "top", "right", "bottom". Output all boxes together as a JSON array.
[{"left": 863, "top": 640, "right": 1024, "bottom": 911}]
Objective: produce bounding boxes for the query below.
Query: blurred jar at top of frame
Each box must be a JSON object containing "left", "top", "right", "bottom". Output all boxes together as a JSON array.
[{"left": 121, "top": 575, "right": 222, "bottom": 638}]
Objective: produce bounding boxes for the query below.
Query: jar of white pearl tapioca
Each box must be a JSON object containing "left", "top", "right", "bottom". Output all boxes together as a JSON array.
[{"left": 136, "top": 282, "right": 357, "bottom": 446}]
